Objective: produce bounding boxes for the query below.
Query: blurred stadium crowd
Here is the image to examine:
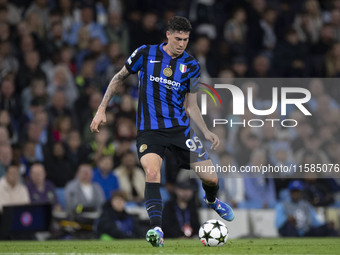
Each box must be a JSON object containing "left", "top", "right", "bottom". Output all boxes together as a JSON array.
[{"left": 0, "top": 0, "right": 340, "bottom": 238}]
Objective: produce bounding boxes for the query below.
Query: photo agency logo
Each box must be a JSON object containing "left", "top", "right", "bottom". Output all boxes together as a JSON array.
[{"left": 199, "top": 83, "right": 312, "bottom": 128}]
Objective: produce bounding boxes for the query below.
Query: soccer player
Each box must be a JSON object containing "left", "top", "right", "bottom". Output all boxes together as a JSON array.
[{"left": 90, "top": 16, "right": 234, "bottom": 247}]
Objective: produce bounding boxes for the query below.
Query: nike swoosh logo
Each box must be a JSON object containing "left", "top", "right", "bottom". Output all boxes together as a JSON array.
[
  {"left": 146, "top": 205, "right": 156, "bottom": 210},
  {"left": 198, "top": 152, "right": 206, "bottom": 157},
  {"left": 150, "top": 60, "right": 160, "bottom": 63}
]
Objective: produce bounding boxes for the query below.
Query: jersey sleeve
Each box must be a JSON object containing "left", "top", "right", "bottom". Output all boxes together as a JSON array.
[
  {"left": 125, "top": 45, "right": 146, "bottom": 73},
  {"left": 125, "top": 45, "right": 147, "bottom": 74},
  {"left": 188, "top": 61, "right": 200, "bottom": 93}
]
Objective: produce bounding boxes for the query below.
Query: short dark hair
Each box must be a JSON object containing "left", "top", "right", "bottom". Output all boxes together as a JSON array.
[
  {"left": 168, "top": 16, "right": 192, "bottom": 33},
  {"left": 111, "top": 190, "right": 128, "bottom": 201},
  {"left": 30, "top": 162, "right": 45, "bottom": 170},
  {"left": 6, "top": 162, "right": 20, "bottom": 173}
]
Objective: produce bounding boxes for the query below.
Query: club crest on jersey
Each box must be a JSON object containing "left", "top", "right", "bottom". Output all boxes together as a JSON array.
[
  {"left": 179, "top": 64, "right": 187, "bottom": 73},
  {"left": 163, "top": 66, "right": 173, "bottom": 77},
  {"left": 139, "top": 144, "right": 147, "bottom": 153}
]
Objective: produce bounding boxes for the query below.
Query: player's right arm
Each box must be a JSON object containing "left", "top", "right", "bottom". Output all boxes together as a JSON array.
[
  {"left": 90, "top": 66, "right": 130, "bottom": 133},
  {"left": 90, "top": 45, "right": 146, "bottom": 133}
]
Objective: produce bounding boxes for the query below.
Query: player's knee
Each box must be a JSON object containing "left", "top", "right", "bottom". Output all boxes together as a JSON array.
[{"left": 144, "top": 167, "right": 160, "bottom": 182}]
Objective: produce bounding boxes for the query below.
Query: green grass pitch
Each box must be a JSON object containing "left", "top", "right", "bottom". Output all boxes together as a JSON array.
[{"left": 0, "top": 238, "right": 339, "bottom": 254}]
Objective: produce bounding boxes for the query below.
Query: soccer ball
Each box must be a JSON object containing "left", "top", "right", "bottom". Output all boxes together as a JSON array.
[{"left": 198, "top": 219, "right": 229, "bottom": 247}]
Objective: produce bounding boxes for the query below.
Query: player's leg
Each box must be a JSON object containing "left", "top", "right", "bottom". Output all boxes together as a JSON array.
[
  {"left": 140, "top": 152, "right": 165, "bottom": 247},
  {"left": 192, "top": 159, "right": 235, "bottom": 222},
  {"left": 141, "top": 153, "right": 163, "bottom": 227},
  {"left": 137, "top": 130, "right": 167, "bottom": 246},
  {"left": 172, "top": 127, "right": 234, "bottom": 221},
  {"left": 191, "top": 159, "right": 219, "bottom": 201}
]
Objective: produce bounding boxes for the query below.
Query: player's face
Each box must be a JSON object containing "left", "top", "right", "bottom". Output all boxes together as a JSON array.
[{"left": 166, "top": 30, "right": 190, "bottom": 56}]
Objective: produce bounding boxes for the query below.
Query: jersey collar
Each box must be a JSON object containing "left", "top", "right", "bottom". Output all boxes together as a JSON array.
[{"left": 160, "top": 42, "right": 184, "bottom": 60}]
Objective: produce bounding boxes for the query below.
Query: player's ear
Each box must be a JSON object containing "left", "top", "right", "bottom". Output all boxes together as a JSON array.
[{"left": 166, "top": 30, "right": 171, "bottom": 39}]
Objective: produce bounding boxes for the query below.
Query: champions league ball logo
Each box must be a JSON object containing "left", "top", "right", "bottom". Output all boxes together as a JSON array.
[{"left": 199, "top": 219, "right": 229, "bottom": 247}]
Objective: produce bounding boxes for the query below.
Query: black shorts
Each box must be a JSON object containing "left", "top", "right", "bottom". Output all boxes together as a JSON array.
[{"left": 136, "top": 126, "right": 209, "bottom": 164}]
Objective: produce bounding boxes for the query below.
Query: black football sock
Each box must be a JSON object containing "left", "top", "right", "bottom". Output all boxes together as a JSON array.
[
  {"left": 203, "top": 183, "right": 219, "bottom": 203},
  {"left": 144, "top": 182, "right": 162, "bottom": 228}
]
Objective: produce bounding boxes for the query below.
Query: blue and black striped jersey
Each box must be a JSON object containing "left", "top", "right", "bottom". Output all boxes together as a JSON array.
[{"left": 125, "top": 42, "right": 200, "bottom": 131}]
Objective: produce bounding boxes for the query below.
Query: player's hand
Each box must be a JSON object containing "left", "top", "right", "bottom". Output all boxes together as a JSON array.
[
  {"left": 204, "top": 131, "right": 220, "bottom": 150},
  {"left": 90, "top": 108, "right": 106, "bottom": 133}
]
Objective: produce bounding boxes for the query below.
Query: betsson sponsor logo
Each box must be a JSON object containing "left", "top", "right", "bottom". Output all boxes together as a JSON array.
[{"left": 150, "top": 75, "right": 181, "bottom": 90}]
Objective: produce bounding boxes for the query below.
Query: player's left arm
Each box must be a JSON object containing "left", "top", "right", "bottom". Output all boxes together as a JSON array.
[{"left": 185, "top": 92, "right": 220, "bottom": 150}]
